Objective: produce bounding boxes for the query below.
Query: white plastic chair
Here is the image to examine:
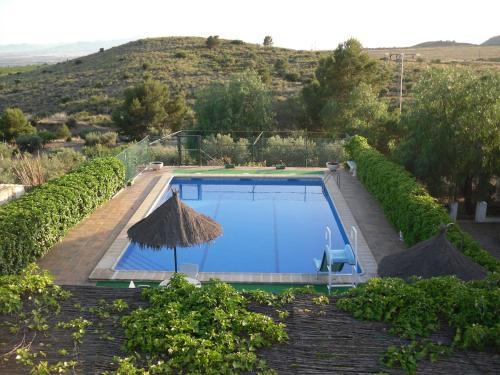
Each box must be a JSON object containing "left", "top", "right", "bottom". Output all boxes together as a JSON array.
[{"left": 179, "top": 263, "right": 199, "bottom": 279}]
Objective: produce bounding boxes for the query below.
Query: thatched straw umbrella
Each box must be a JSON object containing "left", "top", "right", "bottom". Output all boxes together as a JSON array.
[
  {"left": 127, "top": 190, "right": 222, "bottom": 272},
  {"left": 378, "top": 225, "right": 487, "bottom": 281}
]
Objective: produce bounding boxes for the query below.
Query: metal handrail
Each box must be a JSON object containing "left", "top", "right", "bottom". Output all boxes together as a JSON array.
[{"left": 252, "top": 131, "right": 264, "bottom": 146}]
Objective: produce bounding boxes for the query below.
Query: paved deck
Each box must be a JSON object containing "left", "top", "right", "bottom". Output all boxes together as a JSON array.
[
  {"left": 38, "top": 169, "right": 170, "bottom": 285},
  {"left": 335, "top": 170, "right": 406, "bottom": 263}
]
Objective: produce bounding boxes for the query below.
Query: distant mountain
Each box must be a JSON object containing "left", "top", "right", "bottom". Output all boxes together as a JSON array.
[
  {"left": 482, "top": 35, "right": 500, "bottom": 46},
  {"left": 412, "top": 40, "right": 475, "bottom": 48},
  {"left": 0, "top": 40, "right": 131, "bottom": 66}
]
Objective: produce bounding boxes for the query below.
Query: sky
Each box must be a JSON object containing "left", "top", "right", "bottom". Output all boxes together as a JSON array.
[{"left": 0, "top": 0, "right": 499, "bottom": 49}]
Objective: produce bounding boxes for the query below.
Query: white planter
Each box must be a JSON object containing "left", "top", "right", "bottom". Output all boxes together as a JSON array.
[
  {"left": 150, "top": 161, "right": 164, "bottom": 171},
  {"left": 326, "top": 162, "right": 340, "bottom": 172}
]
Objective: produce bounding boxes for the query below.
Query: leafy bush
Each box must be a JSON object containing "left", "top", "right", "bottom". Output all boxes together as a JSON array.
[
  {"left": 315, "top": 140, "right": 345, "bottom": 165},
  {"left": 205, "top": 35, "right": 220, "bottom": 49},
  {"left": 15, "top": 134, "right": 43, "bottom": 152},
  {"left": 0, "top": 157, "right": 125, "bottom": 274},
  {"left": 174, "top": 51, "right": 187, "bottom": 58},
  {"left": 119, "top": 274, "right": 287, "bottom": 373},
  {"left": 202, "top": 134, "right": 250, "bottom": 165},
  {"left": 0, "top": 108, "right": 36, "bottom": 141},
  {"left": 345, "top": 135, "right": 499, "bottom": 272},
  {"left": 82, "top": 144, "right": 127, "bottom": 159},
  {"left": 0, "top": 142, "right": 15, "bottom": 158},
  {"left": 150, "top": 144, "right": 179, "bottom": 165},
  {"left": 55, "top": 124, "right": 71, "bottom": 139},
  {"left": 38, "top": 130, "right": 57, "bottom": 144},
  {"left": 84, "top": 131, "right": 118, "bottom": 146},
  {"left": 338, "top": 276, "right": 500, "bottom": 373},
  {"left": 262, "top": 135, "right": 310, "bottom": 166}
]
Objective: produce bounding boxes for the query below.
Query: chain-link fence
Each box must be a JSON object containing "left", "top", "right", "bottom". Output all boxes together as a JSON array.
[
  {"left": 149, "top": 131, "right": 344, "bottom": 168},
  {"left": 115, "top": 136, "right": 152, "bottom": 182}
]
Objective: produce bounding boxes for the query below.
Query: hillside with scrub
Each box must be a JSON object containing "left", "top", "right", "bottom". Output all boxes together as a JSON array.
[{"left": 1, "top": 36, "right": 499, "bottom": 119}]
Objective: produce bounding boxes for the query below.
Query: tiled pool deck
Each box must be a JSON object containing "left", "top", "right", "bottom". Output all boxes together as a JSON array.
[{"left": 39, "top": 166, "right": 404, "bottom": 285}]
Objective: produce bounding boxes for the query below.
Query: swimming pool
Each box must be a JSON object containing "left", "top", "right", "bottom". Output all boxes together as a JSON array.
[{"left": 115, "top": 177, "right": 360, "bottom": 274}]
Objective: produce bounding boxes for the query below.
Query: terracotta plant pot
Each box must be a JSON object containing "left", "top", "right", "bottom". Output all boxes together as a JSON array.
[{"left": 326, "top": 161, "right": 340, "bottom": 172}]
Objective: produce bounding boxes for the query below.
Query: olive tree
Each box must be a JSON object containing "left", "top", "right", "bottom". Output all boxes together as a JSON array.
[
  {"left": 194, "top": 72, "right": 275, "bottom": 134},
  {"left": 395, "top": 68, "right": 500, "bottom": 212}
]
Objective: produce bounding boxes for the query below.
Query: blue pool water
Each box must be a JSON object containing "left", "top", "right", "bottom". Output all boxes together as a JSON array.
[{"left": 116, "top": 177, "right": 358, "bottom": 274}]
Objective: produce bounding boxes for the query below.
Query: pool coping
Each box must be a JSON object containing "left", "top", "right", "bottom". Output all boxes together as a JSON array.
[{"left": 89, "top": 171, "right": 378, "bottom": 284}]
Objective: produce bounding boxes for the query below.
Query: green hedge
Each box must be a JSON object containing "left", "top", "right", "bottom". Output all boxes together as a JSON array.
[
  {"left": 345, "top": 136, "right": 499, "bottom": 273},
  {"left": 0, "top": 157, "right": 125, "bottom": 274}
]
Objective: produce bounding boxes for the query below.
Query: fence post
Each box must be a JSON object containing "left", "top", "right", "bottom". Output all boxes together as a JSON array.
[
  {"left": 304, "top": 130, "right": 308, "bottom": 167},
  {"left": 198, "top": 135, "right": 202, "bottom": 166},
  {"left": 177, "top": 135, "right": 182, "bottom": 166}
]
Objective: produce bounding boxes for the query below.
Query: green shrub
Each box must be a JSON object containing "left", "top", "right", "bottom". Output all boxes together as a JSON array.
[
  {"left": 0, "top": 157, "right": 125, "bottom": 274},
  {"left": 345, "top": 135, "right": 499, "bottom": 272},
  {"left": 338, "top": 275, "right": 500, "bottom": 372},
  {"left": 202, "top": 134, "right": 250, "bottom": 165},
  {"left": 119, "top": 274, "right": 287, "bottom": 373},
  {"left": 38, "top": 130, "right": 57, "bottom": 144},
  {"left": 82, "top": 144, "right": 126, "bottom": 159},
  {"left": 84, "top": 131, "right": 118, "bottom": 146},
  {"left": 55, "top": 124, "right": 71, "bottom": 139},
  {"left": 0, "top": 142, "right": 16, "bottom": 158},
  {"left": 15, "top": 134, "right": 43, "bottom": 152},
  {"left": 315, "top": 140, "right": 345, "bottom": 165},
  {"left": 174, "top": 51, "right": 187, "bottom": 58},
  {"left": 262, "top": 135, "right": 309, "bottom": 166},
  {"left": 150, "top": 144, "right": 179, "bottom": 165},
  {"left": 0, "top": 108, "right": 36, "bottom": 141}
]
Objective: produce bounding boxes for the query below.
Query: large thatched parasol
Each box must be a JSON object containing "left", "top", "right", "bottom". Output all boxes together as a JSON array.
[
  {"left": 127, "top": 190, "right": 222, "bottom": 272},
  {"left": 378, "top": 225, "right": 487, "bottom": 281}
]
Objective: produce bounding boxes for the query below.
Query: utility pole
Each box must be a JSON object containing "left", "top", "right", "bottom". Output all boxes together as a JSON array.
[{"left": 399, "top": 53, "right": 404, "bottom": 114}]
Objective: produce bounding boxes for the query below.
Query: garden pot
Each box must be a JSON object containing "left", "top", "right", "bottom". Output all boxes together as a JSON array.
[
  {"left": 150, "top": 161, "right": 164, "bottom": 171},
  {"left": 326, "top": 161, "right": 340, "bottom": 172}
]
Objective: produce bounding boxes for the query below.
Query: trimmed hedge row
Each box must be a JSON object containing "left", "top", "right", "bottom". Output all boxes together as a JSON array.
[
  {"left": 345, "top": 136, "right": 499, "bottom": 273},
  {"left": 0, "top": 157, "right": 125, "bottom": 274}
]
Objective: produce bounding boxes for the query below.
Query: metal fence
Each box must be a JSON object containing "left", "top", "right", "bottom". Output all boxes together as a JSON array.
[
  {"left": 115, "top": 136, "right": 152, "bottom": 182},
  {"left": 148, "top": 130, "right": 344, "bottom": 168}
]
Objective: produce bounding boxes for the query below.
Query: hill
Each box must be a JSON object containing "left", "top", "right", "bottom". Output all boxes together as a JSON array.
[
  {"left": 0, "top": 37, "right": 499, "bottom": 118},
  {"left": 0, "top": 37, "right": 327, "bottom": 116},
  {"left": 482, "top": 35, "right": 500, "bottom": 46},
  {"left": 412, "top": 40, "right": 475, "bottom": 48}
]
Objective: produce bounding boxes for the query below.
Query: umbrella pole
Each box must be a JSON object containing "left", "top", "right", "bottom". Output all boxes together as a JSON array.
[{"left": 174, "top": 246, "right": 178, "bottom": 273}]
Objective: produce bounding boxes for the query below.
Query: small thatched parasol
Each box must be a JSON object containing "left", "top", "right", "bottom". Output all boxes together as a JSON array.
[
  {"left": 127, "top": 190, "right": 222, "bottom": 272},
  {"left": 378, "top": 225, "right": 487, "bottom": 281}
]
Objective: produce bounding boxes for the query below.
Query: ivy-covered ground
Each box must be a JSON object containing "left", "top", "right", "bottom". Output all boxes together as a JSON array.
[{"left": 1, "top": 267, "right": 499, "bottom": 374}]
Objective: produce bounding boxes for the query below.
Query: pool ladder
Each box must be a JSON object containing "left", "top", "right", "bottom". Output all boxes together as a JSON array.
[{"left": 325, "top": 225, "right": 359, "bottom": 294}]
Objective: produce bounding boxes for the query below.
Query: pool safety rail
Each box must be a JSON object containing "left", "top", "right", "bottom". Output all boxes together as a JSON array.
[{"left": 314, "top": 225, "right": 359, "bottom": 294}]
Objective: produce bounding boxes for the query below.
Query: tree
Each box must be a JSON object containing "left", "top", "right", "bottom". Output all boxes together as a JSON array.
[
  {"left": 263, "top": 36, "right": 273, "bottom": 46},
  {"left": 194, "top": 73, "right": 275, "bottom": 134},
  {"left": 320, "top": 83, "right": 398, "bottom": 150},
  {"left": 302, "top": 39, "right": 385, "bottom": 128},
  {"left": 206, "top": 35, "right": 220, "bottom": 49},
  {"left": 0, "top": 108, "right": 36, "bottom": 141},
  {"left": 113, "top": 80, "right": 187, "bottom": 139},
  {"left": 395, "top": 68, "right": 500, "bottom": 213}
]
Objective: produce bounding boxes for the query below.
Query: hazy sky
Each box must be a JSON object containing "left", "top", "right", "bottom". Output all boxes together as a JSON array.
[{"left": 0, "top": 0, "right": 498, "bottom": 49}]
